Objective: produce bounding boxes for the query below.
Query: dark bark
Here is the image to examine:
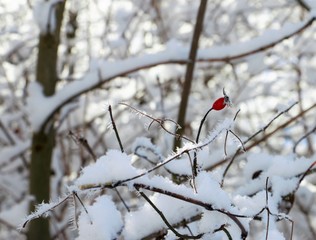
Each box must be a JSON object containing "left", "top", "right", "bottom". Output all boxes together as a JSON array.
[
  {"left": 173, "top": 0, "right": 208, "bottom": 150},
  {"left": 27, "top": 2, "right": 66, "bottom": 240}
]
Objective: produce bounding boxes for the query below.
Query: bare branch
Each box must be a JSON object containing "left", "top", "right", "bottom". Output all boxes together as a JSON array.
[
  {"left": 68, "top": 131, "right": 97, "bottom": 161},
  {"left": 135, "top": 187, "right": 203, "bottom": 239},
  {"left": 174, "top": 0, "right": 209, "bottom": 149},
  {"left": 108, "top": 105, "right": 124, "bottom": 153},
  {"left": 293, "top": 124, "right": 316, "bottom": 153},
  {"left": 38, "top": 15, "right": 316, "bottom": 132},
  {"left": 120, "top": 103, "right": 194, "bottom": 143}
]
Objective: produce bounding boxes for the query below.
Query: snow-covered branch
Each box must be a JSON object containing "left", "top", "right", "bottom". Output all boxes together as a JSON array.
[{"left": 26, "top": 12, "right": 316, "bottom": 131}]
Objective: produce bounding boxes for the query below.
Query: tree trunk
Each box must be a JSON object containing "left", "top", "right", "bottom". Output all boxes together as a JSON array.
[
  {"left": 173, "top": 0, "right": 208, "bottom": 150},
  {"left": 27, "top": 2, "right": 66, "bottom": 240}
]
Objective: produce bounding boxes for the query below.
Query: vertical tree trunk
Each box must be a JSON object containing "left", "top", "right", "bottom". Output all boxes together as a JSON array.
[
  {"left": 173, "top": 0, "right": 208, "bottom": 150},
  {"left": 27, "top": 2, "right": 66, "bottom": 240}
]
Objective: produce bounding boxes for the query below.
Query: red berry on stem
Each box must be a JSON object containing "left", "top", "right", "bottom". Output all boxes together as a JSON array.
[{"left": 212, "top": 97, "right": 226, "bottom": 111}]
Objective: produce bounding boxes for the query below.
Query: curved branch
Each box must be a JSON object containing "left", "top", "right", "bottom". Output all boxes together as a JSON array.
[
  {"left": 135, "top": 187, "right": 203, "bottom": 239},
  {"left": 31, "top": 14, "right": 316, "bottom": 131},
  {"left": 134, "top": 183, "right": 248, "bottom": 239}
]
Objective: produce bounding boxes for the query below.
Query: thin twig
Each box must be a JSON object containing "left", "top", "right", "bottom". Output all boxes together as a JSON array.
[
  {"left": 22, "top": 194, "right": 71, "bottom": 228},
  {"left": 73, "top": 191, "right": 92, "bottom": 224},
  {"left": 223, "top": 109, "right": 244, "bottom": 157},
  {"left": 0, "top": 120, "right": 28, "bottom": 168},
  {"left": 133, "top": 183, "right": 248, "bottom": 239},
  {"left": 297, "top": 161, "right": 316, "bottom": 187},
  {"left": 135, "top": 187, "right": 203, "bottom": 239},
  {"left": 39, "top": 15, "right": 316, "bottom": 129},
  {"left": 196, "top": 108, "right": 214, "bottom": 144},
  {"left": 68, "top": 131, "right": 97, "bottom": 161},
  {"left": 109, "top": 105, "right": 124, "bottom": 153},
  {"left": 186, "top": 152, "right": 197, "bottom": 193},
  {"left": 212, "top": 101, "right": 309, "bottom": 171},
  {"left": 244, "top": 101, "right": 298, "bottom": 145},
  {"left": 120, "top": 102, "right": 193, "bottom": 143},
  {"left": 293, "top": 124, "right": 316, "bottom": 153},
  {"left": 78, "top": 119, "right": 231, "bottom": 191},
  {"left": 221, "top": 110, "right": 244, "bottom": 186},
  {"left": 265, "top": 177, "right": 270, "bottom": 240},
  {"left": 114, "top": 188, "right": 130, "bottom": 212},
  {"left": 296, "top": 197, "right": 316, "bottom": 239},
  {"left": 193, "top": 107, "right": 213, "bottom": 176},
  {"left": 246, "top": 102, "right": 315, "bottom": 150},
  {"left": 108, "top": 105, "right": 132, "bottom": 212},
  {"left": 156, "top": 76, "right": 166, "bottom": 115},
  {"left": 72, "top": 192, "right": 78, "bottom": 229},
  {"left": 214, "top": 224, "right": 233, "bottom": 240},
  {"left": 224, "top": 131, "right": 229, "bottom": 156},
  {"left": 113, "top": 123, "right": 228, "bottom": 186},
  {"left": 134, "top": 145, "right": 163, "bottom": 164}
]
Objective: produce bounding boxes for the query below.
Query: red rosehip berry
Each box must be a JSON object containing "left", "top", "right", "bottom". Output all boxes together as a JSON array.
[
  {"left": 212, "top": 88, "right": 231, "bottom": 111},
  {"left": 212, "top": 97, "right": 226, "bottom": 110}
]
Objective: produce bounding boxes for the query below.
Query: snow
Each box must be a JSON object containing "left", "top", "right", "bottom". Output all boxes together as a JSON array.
[
  {"left": 195, "top": 171, "right": 231, "bottom": 209},
  {"left": 25, "top": 12, "right": 315, "bottom": 131},
  {"left": 21, "top": 196, "right": 68, "bottom": 228},
  {"left": 75, "top": 150, "right": 139, "bottom": 187},
  {"left": 123, "top": 193, "right": 199, "bottom": 240},
  {"left": 76, "top": 195, "right": 123, "bottom": 240},
  {"left": 165, "top": 148, "right": 207, "bottom": 175},
  {"left": 0, "top": 140, "right": 30, "bottom": 165},
  {"left": 247, "top": 52, "right": 265, "bottom": 75},
  {"left": 33, "top": 0, "right": 63, "bottom": 34},
  {"left": 26, "top": 69, "right": 100, "bottom": 131},
  {"left": 131, "top": 137, "right": 163, "bottom": 163},
  {"left": 242, "top": 153, "right": 313, "bottom": 182},
  {"left": 7, "top": 1, "right": 316, "bottom": 239},
  {"left": 1, "top": 198, "right": 30, "bottom": 228},
  {"left": 305, "top": 0, "right": 316, "bottom": 10},
  {"left": 198, "top": 211, "right": 227, "bottom": 236},
  {"left": 232, "top": 192, "right": 266, "bottom": 216}
]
